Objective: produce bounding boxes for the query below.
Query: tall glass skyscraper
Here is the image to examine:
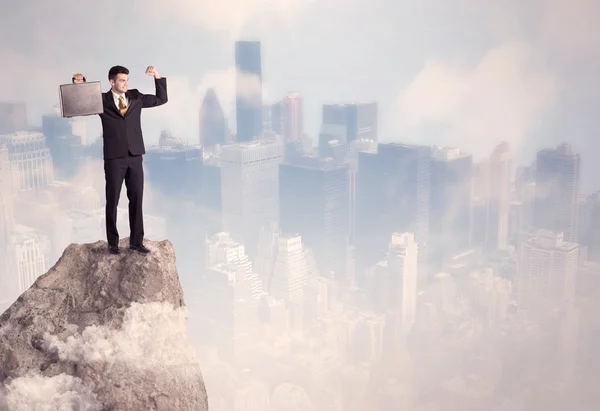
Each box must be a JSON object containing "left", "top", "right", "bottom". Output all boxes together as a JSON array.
[
  {"left": 279, "top": 156, "right": 349, "bottom": 280},
  {"left": 235, "top": 41, "right": 263, "bottom": 143},
  {"left": 355, "top": 143, "right": 431, "bottom": 285},
  {"left": 534, "top": 143, "right": 581, "bottom": 242}
]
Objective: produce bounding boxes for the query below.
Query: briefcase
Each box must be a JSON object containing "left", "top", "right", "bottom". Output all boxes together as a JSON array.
[{"left": 59, "top": 81, "right": 103, "bottom": 118}]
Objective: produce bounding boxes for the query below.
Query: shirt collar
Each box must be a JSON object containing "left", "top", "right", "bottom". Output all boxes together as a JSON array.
[{"left": 112, "top": 90, "right": 125, "bottom": 100}]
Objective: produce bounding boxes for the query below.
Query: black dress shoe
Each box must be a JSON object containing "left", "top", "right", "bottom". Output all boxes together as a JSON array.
[
  {"left": 108, "top": 245, "right": 121, "bottom": 255},
  {"left": 130, "top": 244, "right": 150, "bottom": 254}
]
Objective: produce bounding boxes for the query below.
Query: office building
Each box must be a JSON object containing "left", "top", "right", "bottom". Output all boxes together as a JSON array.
[
  {"left": 279, "top": 156, "right": 349, "bottom": 280},
  {"left": 318, "top": 102, "right": 377, "bottom": 155},
  {"left": 355, "top": 143, "right": 430, "bottom": 285},
  {"left": 429, "top": 146, "right": 473, "bottom": 267},
  {"left": 199, "top": 88, "right": 229, "bottom": 149},
  {"left": 0, "top": 131, "right": 53, "bottom": 191},
  {"left": 235, "top": 41, "right": 263, "bottom": 142},
  {"left": 534, "top": 143, "right": 581, "bottom": 242},
  {"left": 486, "top": 142, "right": 512, "bottom": 251},
  {"left": 221, "top": 140, "right": 284, "bottom": 255}
]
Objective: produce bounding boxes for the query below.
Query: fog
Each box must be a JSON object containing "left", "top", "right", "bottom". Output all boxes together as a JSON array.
[{"left": 1, "top": 0, "right": 600, "bottom": 409}]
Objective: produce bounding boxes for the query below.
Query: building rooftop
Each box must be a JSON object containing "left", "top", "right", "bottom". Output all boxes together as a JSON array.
[
  {"left": 432, "top": 145, "right": 471, "bottom": 161},
  {"left": 147, "top": 144, "right": 202, "bottom": 153},
  {"left": 526, "top": 229, "right": 579, "bottom": 251},
  {"left": 0, "top": 131, "right": 44, "bottom": 141}
]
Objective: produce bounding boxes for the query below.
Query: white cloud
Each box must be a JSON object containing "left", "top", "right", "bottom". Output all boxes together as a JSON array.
[
  {"left": 3, "top": 0, "right": 317, "bottom": 40},
  {"left": 139, "top": 0, "right": 316, "bottom": 37},
  {"left": 141, "top": 76, "right": 202, "bottom": 144},
  {"left": 1, "top": 302, "right": 199, "bottom": 410},
  {"left": 197, "top": 67, "right": 239, "bottom": 122},
  {"left": 536, "top": 0, "right": 600, "bottom": 58},
  {"left": 43, "top": 301, "right": 197, "bottom": 367},
  {"left": 389, "top": 41, "right": 559, "bottom": 157},
  {"left": 1, "top": 373, "right": 101, "bottom": 411},
  {"left": 139, "top": 67, "right": 273, "bottom": 143},
  {"left": 198, "top": 66, "right": 273, "bottom": 108}
]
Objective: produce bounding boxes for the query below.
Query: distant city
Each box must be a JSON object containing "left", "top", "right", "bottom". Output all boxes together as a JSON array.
[{"left": 1, "top": 40, "right": 599, "bottom": 411}]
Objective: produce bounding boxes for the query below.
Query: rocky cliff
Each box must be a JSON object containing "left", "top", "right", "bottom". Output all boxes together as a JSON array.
[{"left": 0, "top": 239, "right": 208, "bottom": 411}]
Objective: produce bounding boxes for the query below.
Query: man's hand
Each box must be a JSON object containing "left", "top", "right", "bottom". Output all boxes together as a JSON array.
[
  {"left": 145, "top": 66, "right": 160, "bottom": 79},
  {"left": 72, "top": 73, "right": 86, "bottom": 84}
]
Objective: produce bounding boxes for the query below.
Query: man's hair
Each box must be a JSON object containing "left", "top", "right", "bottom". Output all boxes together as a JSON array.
[{"left": 108, "top": 65, "right": 129, "bottom": 81}]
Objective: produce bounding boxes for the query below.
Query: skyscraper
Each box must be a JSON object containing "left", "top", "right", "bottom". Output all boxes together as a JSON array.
[
  {"left": 318, "top": 102, "right": 377, "bottom": 155},
  {"left": 270, "top": 234, "right": 319, "bottom": 329},
  {"left": 0, "top": 131, "right": 53, "bottom": 191},
  {"left": 221, "top": 140, "right": 284, "bottom": 256},
  {"left": 144, "top": 133, "right": 203, "bottom": 202},
  {"left": 518, "top": 230, "right": 578, "bottom": 316},
  {"left": 486, "top": 142, "right": 512, "bottom": 251},
  {"left": 429, "top": 146, "right": 473, "bottom": 267},
  {"left": 235, "top": 41, "right": 263, "bottom": 143},
  {"left": 281, "top": 92, "right": 303, "bottom": 143},
  {"left": 199, "top": 88, "right": 229, "bottom": 149},
  {"left": 279, "top": 156, "right": 349, "bottom": 280},
  {"left": 202, "top": 232, "right": 262, "bottom": 359},
  {"left": 345, "top": 139, "right": 378, "bottom": 244},
  {"left": 356, "top": 143, "right": 430, "bottom": 285},
  {"left": 263, "top": 102, "right": 282, "bottom": 135},
  {"left": 388, "top": 232, "right": 418, "bottom": 337},
  {"left": 270, "top": 234, "right": 317, "bottom": 305},
  {"left": 13, "top": 226, "right": 50, "bottom": 294},
  {"left": 534, "top": 143, "right": 581, "bottom": 242}
]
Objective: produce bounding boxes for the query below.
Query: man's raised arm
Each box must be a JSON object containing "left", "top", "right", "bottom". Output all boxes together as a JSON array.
[{"left": 141, "top": 65, "right": 168, "bottom": 108}]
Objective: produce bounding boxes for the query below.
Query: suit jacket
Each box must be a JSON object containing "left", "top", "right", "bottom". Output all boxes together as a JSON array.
[{"left": 99, "top": 77, "right": 168, "bottom": 160}]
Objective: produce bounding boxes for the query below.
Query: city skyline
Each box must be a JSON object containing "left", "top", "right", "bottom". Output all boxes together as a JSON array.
[
  {"left": 2, "top": 0, "right": 600, "bottom": 189},
  {"left": 2, "top": 1, "right": 600, "bottom": 410}
]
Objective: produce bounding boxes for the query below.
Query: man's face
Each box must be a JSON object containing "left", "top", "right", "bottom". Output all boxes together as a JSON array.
[{"left": 110, "top": 73, "right": 128, "bottom": 94}]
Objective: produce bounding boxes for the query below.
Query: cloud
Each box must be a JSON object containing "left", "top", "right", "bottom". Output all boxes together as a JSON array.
[
  {"left": 140, "top": 76, "right": 202, "bottom": 144},
  {"left": 1, "top": 302, "right": 198, "bottom": 410},
  {"left": 1, "top": 373, "right": 101, "bottom": 411},
  {"left": 535, "top": 0, "right": 600, "bottom": 58},
  {"left": 3, "top": 0, "right": 316, "bottom": 41},
  {"left": 0, "top": 47, "right": 62, "bottom": 116},
  {"left": 0, "top": 0, "right": 308, "bottom": 131},
  {"left": 139, "top": 0, "right": 316, "bottom": 37},
  {"left": 43, "top": 302, "right": 197, "bottom": 367},
  {"left": 388, "top": 41, "right": 559, "bottom": 157},
  {"left": 199, "top": 66, "right": 272, "bottom": 106},
  {"left": 139, "top": 67, "right": 272, "bottom": 143},
  {"left": 198, "top": 67, "right": 241, "bottom": 121}
]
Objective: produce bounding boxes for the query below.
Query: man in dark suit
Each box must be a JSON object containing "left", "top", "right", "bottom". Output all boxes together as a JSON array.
[{"left": 72, "top": 65, "right": 168, "bottom": 255}]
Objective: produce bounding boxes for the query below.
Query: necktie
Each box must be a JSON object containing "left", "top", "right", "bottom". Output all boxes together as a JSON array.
[{"left": 118, "top": 96, "right": 128, "bottom": 116}]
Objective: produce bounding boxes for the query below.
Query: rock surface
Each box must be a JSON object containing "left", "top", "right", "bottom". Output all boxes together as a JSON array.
[{"left": 0, "top": 239, "right": 208, "bottom": 411}]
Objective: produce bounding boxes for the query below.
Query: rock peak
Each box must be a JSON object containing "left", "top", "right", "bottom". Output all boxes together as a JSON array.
[{"left": 0, "top": 239, "right": 208, "bottom": 411}]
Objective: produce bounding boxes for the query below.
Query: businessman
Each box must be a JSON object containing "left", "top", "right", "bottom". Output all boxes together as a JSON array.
[{"left": 72, "top": 65, "right": 168, "bottom": 255}]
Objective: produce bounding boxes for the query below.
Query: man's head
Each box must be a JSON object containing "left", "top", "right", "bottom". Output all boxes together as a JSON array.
[{"left": 108, "top": 65, "right": 129, "bottom": 94}]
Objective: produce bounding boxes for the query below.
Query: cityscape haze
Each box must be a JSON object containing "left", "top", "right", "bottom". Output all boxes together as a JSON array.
[{"left": 1, "top": 0, "right": 600, "bottom": 409}]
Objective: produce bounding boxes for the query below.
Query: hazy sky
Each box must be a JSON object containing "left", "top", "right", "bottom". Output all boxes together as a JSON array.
[{"left": 1, "top": 0, "right": 599, "bottom": 187}]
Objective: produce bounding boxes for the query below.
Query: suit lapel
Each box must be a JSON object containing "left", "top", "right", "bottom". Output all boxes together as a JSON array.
[
  {"left": 104, "top": 91, "right": 120, "bottom": 116},
  {"left": 124, "top": 91, "right": 138, "bottom": 118}
]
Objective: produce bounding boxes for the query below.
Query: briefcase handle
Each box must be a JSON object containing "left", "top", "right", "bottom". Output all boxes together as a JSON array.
[{"left": 72, "top": 76, "right": 86, "bottom": 84}]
